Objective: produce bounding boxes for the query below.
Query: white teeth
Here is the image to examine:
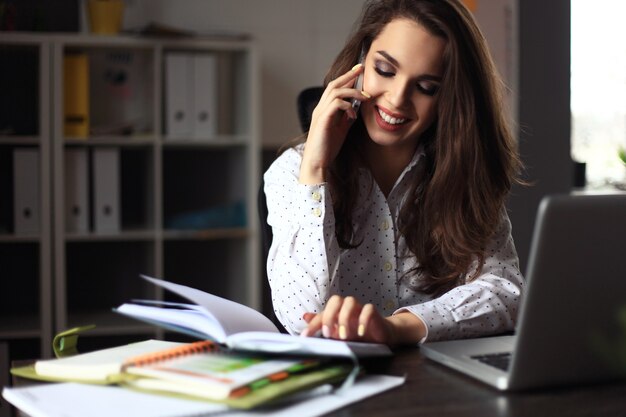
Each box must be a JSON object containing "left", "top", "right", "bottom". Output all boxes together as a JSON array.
[{"left": 378, "top": 108, "right": 406, "bottom": 125}]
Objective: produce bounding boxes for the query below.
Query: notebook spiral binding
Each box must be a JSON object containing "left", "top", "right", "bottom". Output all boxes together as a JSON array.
[{"left": 122, "top": 340, "right": 219, "bottom": 369}]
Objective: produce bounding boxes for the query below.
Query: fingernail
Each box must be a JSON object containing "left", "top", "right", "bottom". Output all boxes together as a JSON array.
[
  {"left": 361, "top": 91, "right": 371, "bottom": 99},
  {"left": 339, "top": 325, "right": 347, "bottom": 340},
  {"left": 351, "top": 63, "right": 362, "bottom": 71},
  {"left": 357, "top": 323, "right": 365, "bottom": 337},
  {"left": 322, "top": 325, "right": 331, "bottom": 338},
  {"left": 300, "top": 328, "right": 310, "bottom": 337}
]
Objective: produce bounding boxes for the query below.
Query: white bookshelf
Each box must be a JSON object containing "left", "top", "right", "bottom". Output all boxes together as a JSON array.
[
  {"left": 0, "top": 33, "right": 260, "bottom": 360},
  {"left": 0, "top": 34, "right": 53, "bottom": 361}
]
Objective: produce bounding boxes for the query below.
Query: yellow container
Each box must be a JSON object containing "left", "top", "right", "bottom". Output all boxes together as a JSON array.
[{"left": 88, "top": 0, "right": 125, "bottom": 35}]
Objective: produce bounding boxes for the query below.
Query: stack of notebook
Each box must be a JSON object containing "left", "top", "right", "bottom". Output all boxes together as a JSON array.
[{"left": 11, "top": 339, "right": 354, "bottom": 409}]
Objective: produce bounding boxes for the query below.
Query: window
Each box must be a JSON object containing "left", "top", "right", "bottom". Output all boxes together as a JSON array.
[{"left": 571, "top": 1, "right": 626, "bottom": 188}]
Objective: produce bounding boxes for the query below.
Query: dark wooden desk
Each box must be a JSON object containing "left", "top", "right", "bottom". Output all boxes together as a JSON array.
[
  {"left": 8, "top": 350, "right": 626, "bottom": 417},
  {"left": 333, "top": 347, "right": 626, "bottom": 417}
]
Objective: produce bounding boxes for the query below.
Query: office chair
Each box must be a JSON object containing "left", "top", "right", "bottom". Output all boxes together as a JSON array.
[
  {"left": 296, "top": 86, "right": 324, "bottom": 133},
  {"left": 258, "top": 86, "right": 324, "bottom": 332}
]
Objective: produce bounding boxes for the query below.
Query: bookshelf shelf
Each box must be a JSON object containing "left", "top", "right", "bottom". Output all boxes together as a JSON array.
[
  {"left": 0, "top": 36, "right": 52, "bottom": 362},
  {"left": 0, "top": 315, "right": 41, "bottom": 339},
  {"left": 64, "top": 136, "right": 157, "bottom": 146},
  {"left": 162, "top": 227, "right": 250, "bottom": 241},
  {"left": 65, "top": 229, "right": 157, "bottom": 242},
  {"left": 0, "top": 234, "right": 42, "bottom": 243},
  {"left": 0, "top": 33, "right": 260, "bottom": 364},
  {"left": 160, "top": 136, "right": 251, "bottom": 147},
  {"left": 0, "top": 137, "right": 41, "bottom": 145}
]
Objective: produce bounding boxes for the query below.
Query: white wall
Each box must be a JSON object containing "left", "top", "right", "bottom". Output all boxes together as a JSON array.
[
  {"left": 121, "top": 0, "right": 515, "bottom": 148},
  {"left": 122, "top": 0, "right": 365, "bottom": 148}
]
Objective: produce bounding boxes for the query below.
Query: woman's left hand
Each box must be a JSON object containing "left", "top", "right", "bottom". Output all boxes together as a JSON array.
[{"left": 300, "top": 295, "right": 395, "bottom": 345}]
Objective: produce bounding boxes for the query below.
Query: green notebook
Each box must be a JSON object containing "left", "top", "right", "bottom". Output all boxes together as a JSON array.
[{"left": 123, "top": 363, "right": 353, "bottom": 410}]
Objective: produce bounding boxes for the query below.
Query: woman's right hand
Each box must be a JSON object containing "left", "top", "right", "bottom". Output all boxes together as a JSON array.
[{"left": 299, "top": 64, "right": 370, "bottom": 184}]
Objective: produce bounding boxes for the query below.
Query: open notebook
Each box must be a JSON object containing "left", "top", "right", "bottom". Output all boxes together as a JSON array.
[{"left": 420, "top": 193, "right": 626, "bottom": 390}]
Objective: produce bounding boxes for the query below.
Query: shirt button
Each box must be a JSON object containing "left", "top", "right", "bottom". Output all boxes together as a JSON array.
[
  {"left": 312, "top": 208, "right": 322, "bottom": 217},
  {"left": 311, "top": 191, "right": 322, "bottom": 202},
  {"left": 385, "top": 300, "right": 396, "bottom": 310},
  {"left": 381, "top": 220, "right": 390, "bottom": 230},
  {"left": 384, "top": 261, "right": 393, "bottom": 271}
]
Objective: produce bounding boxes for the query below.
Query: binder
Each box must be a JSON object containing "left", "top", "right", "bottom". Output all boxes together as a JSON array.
[
  {"left": 164, "top": 53, "right": 193, "bottom": 139},
  {"left": 0, "top": 342, "right": 8, "bottom": 417},
  {"left": 192, "top": 53, "right": 218, "bottom": 138},
  {"left": 63, "top": 53, "right": 90, "bottom": 138},
  {"left": 13, "top": 148, "right": 40, "bottom": 235},
  {"left": 92, "top": 147, "right": 120, "bottom": 233},
  {"left": 64, "top": 148, "right": 90, "bottom": 233}
]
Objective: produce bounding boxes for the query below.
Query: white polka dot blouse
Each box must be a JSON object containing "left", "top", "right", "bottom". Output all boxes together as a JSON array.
[{"left": 263, "top": 143, "right": 524, "bottom": 343}]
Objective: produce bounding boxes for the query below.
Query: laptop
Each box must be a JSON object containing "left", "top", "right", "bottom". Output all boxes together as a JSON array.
[{"left": 420, "top": 193, "right": 626, "bottom": 390}]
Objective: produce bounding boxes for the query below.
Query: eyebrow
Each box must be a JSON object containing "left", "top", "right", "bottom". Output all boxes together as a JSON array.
[{"left": 375, "top": 50, "right": 442, "bottom": 82}]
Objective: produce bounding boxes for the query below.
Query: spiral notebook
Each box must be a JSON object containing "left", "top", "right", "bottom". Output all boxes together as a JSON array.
[
  {"left": 21, "top": 340, "right": 317, "bottom": 395},
  {"left": 120, "top": 340, "right": 316, "bottom": 400}
]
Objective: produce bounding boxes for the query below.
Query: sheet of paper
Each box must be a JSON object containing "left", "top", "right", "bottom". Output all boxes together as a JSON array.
[
  {"left": 2, "top": 382, "right": 227, "bottom": 417},
  {"left": 227, "top": 374, "right": 406, "bottom": 417},
  {"left": 227, "top": 331, "right": 392, "bottom": 358},
  {"left": 2, "top": 374, "right": 405, "bottom": 417}
]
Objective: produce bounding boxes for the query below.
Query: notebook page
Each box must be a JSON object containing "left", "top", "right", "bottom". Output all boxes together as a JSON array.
[{"left": 141, "top": 275, "right": 279, "bottom": 337}]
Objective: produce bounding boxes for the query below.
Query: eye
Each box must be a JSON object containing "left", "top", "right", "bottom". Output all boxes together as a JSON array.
[
  {"left": 417, "top": 81, "right": 439, "bottom": 97},
  {"left": 374, "top": 61, "right": 395, "bottom": 78}
]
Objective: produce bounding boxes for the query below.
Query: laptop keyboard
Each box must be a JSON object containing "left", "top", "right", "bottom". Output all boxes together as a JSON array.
[{"left": 471, "top": 352, "right": 511, "bottom": 371}]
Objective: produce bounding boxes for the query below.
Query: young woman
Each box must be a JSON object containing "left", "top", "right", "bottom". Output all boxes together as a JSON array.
[{"left": 264, "top": 0, "right": 524, "bottom": 346}]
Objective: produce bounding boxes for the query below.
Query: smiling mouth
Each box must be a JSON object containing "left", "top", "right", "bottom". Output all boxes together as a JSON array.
[{"left": 377, "top": 107, "right": 407, "bottom": 125}]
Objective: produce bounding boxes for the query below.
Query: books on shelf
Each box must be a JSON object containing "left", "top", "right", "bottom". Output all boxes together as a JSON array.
[{"left": 114, "top": 275, "right": 393, "bottom": 359}]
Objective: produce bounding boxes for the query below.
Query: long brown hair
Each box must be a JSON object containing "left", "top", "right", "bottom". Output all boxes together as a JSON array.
[{"left": 300, "top": 0, "right": 522, "bottom": 297}]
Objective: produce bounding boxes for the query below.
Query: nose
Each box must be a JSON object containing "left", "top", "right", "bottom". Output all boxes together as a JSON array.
[{"left": 385, "top": 77, "right": 412, "bottom": 109}]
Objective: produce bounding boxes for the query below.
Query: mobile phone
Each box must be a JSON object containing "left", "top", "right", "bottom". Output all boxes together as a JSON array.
[{"left": 350, "top": 49, "right": 366, "bottom": 113}]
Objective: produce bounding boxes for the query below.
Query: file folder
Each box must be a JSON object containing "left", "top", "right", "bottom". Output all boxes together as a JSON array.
[
  {"left": 164, "top": 53, "right": 193, "bottom": 139},
  {"left": 192, "top": 53, "right": 218, "bottom": 138},
  {"left": 64, "top": 148, "right": 90, "bottom": 233},
  {"left": 92, "top": 147, "right": 120, "bottom": 233},
  {"left": 64, "top": 53, "right": 90, "bottom": 138},
  {"left": 13, "top": 148, "right": 40, "bottom": 235},
  {"left": 0, "top": 342, "right": 8, "bottom": 417}
]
